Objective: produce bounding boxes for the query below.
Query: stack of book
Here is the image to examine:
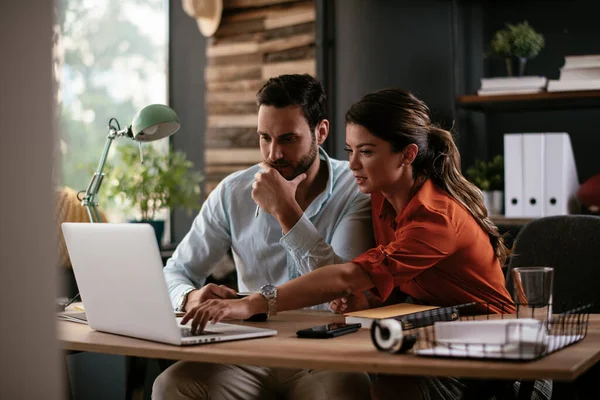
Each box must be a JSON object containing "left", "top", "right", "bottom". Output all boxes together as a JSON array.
[
  {"left": 547, "top": 55, "right": 600, "bottom": 92},
  {"left": 477, "top": 76, "right": 548, "bottom": 96}
]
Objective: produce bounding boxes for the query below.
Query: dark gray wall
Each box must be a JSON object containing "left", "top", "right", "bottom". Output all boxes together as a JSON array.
[
  {"left": 316, "top": 0, "right": 337, "bottom": 154},
  {"left": 332, "top": 0, "right": 458, "bottom": 159},
  {"left": 169, "top": 0, "right": 207, "bottom": 242}
]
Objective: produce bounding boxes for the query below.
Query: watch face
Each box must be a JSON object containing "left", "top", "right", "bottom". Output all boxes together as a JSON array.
[{"left": 261, "top": 284, "right": 276, "bottom": 297}]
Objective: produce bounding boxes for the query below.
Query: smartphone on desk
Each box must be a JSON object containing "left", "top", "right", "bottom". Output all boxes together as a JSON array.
[{"left": 296, "top": 322, "right": 361, "bottom": 339}]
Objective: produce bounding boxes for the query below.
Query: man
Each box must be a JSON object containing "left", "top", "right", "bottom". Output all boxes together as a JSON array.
[{"left": 153, "top": 74, "right": 373, "bottom": 400}]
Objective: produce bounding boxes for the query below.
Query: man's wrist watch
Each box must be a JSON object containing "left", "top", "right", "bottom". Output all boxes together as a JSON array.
[
  {"left": 259, "top": 284, "right": 277, "bottom": 317},
  {"left": 176, "top": 288, "right": 196, "bottom": 312}
]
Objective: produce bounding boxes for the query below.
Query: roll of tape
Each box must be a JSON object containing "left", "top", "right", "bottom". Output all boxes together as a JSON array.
[{"left": 371, "top": 319, "right": 403, "bottom": 352}]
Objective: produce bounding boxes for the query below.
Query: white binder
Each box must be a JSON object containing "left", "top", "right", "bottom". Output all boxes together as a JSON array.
[
  {"left": 522, "top": 134, "right": 545, "bottom": 218},
  {"left": 504, "top": 134, "right": 524, "bottom": 217},
  {"left": 543, "top": 133, "right": 580, "bottom": 216}
]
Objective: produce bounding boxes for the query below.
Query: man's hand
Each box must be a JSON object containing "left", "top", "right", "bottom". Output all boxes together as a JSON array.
[
  {"left": 184, "top": 283, "right": 237, "bottom": 311},
  {"left": 181, "top": 298, "right": 254, "bottom": 334},
  {"left": 252, "top": 162, "right": 305, "bottom": 219},
  {"left": 329, "top": 292, "right": 370, "bottom": 314}
]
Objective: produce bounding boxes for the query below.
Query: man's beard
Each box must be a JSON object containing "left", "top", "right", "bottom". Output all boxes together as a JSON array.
[{"left": 270, "top": 139, "right": 318, "bottom": 180}]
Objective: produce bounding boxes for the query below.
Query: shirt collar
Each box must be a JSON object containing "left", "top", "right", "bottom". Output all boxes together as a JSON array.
[{"left": 378, "top": 179, "right": 435, "bottom": 230}]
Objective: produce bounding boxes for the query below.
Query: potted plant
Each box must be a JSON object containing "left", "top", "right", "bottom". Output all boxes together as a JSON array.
[
  {"left": 103, "top": 143, "right": 203, "bottom": 244},
  {"left": 465, "top": 155, "right": 504, "bottom": 216},
  {"left": 488, "top": 21, "right": 545, "bottom": 76}
]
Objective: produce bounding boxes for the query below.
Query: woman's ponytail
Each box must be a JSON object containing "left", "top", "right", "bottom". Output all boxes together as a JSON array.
[{"left": 427, "top": 126, "right": 509, "bottom": 265}]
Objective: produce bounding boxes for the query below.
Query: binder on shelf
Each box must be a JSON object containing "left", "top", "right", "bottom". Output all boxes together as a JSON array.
[
  {"left": 503, "top": 132, "right": 579, "bottom": 218},
  {"left": 504, "top": 134, "right": 524, "bottom": 217},
  {"left": 522, "top": 134, "right": 545, "bottom": 218},
  {"left": 543, "top": 133, "right": 580, "bottom": 216}
]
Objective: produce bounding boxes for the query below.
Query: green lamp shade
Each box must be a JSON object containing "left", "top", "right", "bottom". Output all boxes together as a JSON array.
[{"left": 131, "top": 104, "right": 180, "bottom": 142}]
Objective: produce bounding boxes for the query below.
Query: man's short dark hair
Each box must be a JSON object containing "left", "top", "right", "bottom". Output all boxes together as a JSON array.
[{"left": 256, "top": 74, "right": 327, "bottom": 134}]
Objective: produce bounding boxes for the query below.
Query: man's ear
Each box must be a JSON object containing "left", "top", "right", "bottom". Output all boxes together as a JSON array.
[
  {"left": 400, "top": 143, "right": 419, "bottom": 166},
  {"left": 315, "top": 119, "right": 329, "bottom": 145}
]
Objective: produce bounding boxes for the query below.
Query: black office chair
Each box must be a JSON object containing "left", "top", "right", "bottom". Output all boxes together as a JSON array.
[
  {"left": 505, "top": 214, "right": 600, "bottom": 313},
  {"left": 501, "top": 214, "right": 600, "bottom": 400}
]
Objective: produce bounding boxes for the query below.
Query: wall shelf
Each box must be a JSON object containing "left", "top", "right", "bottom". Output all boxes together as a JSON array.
[{"left": 457, "top": 90, "right": 600, "bottom": 112}]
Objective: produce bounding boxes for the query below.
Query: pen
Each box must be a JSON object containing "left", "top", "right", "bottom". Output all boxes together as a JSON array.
[
  {"left": 63, "top": 292, "right": 81, "bottom": 309},
  {"left": 255, "top": 205, "right": 260, "bottom": 218}
]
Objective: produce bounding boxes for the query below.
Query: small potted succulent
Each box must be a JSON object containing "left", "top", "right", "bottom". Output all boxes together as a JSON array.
[
  {"left": 488, "top": 21, "right": 545, "bottom": 76},
  {"left": 466, "top": 155, "right": 504, "bottom": 216}
]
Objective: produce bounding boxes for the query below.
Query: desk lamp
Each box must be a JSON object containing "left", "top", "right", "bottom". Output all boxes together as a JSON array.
[{"left": 79, "top": 104, "right": 180, "bottom": 222}]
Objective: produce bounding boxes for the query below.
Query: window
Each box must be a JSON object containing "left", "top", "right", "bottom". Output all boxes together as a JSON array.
[{"left": 54, "top": 0, "right": 169, "bottom": 226}]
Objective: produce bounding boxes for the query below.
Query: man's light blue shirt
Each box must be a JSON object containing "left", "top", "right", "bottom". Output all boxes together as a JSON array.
[{"left": 164, "top": 147, "right": 374, "bottom": 310}]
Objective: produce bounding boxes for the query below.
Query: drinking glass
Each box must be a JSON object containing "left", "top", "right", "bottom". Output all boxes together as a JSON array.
[{"left": 512, "top": 267, "right": 554, "bottom": 320}]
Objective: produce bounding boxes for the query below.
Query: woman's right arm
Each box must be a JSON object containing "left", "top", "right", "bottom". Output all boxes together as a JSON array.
[{"left": 270, "top": 261, "right": 375, "bottom": 313}]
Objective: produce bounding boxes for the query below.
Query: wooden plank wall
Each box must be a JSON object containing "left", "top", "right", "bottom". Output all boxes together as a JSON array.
[{"left": 205, "top": 0, "right": 316, "bottom": 194}]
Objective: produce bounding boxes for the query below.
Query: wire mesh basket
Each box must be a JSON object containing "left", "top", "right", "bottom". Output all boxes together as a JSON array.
[{"left": 371, "top": 302, "right": 591, "bottom": 361}]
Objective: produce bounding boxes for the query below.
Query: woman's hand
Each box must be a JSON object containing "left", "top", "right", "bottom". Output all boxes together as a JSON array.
[
  {"left": 181, "top": 298, "right": 254, "bottom": 333},
  {"left": 329, "top": 291, "right": 370, "bottom": 314}
]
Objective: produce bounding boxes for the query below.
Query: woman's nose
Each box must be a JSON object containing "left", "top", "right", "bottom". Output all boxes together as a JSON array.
[{"left": 349, "top": 153, "right": 361, "bottom": 170}]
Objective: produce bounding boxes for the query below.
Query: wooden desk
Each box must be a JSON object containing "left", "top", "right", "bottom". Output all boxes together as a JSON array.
[{"left": 58, "top": 311, "right": 600, "bottom": 382}]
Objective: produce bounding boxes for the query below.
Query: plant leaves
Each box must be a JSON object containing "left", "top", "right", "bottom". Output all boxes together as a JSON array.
[{"left": 101, "top": 143, "right": 204, "bottom": 220}]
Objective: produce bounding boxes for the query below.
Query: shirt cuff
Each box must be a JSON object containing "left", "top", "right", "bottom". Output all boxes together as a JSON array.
[
  {"left": 279, "top": 213, "right": 320, "bottom": 255},
  {"left": 353, "top": 247, "right": 395, "bottom": 302}
]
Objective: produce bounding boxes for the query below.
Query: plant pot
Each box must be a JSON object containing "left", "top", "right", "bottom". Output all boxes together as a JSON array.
[
  {"left": 505, "top": 56, "right": 528, "bottom": 77},
  {"left": 483, "top": 191, "right": 504, "bottom": 216},
  {"left": 130, "top": 219, "right": 165, "bottom": 246}
]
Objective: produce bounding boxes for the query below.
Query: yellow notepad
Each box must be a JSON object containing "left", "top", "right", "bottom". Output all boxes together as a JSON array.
[{"left": 344, "top": 303, "right": 439, "bottom": 328}]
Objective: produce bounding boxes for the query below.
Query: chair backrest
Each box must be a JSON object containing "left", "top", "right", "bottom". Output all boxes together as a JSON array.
[{"left": 505, "top": 215, "right": 600, "bottom": 313}]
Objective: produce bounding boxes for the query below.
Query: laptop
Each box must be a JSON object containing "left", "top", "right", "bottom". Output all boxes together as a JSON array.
[{"left": 61, "top": 222, "right": 277, "bottom": 345}]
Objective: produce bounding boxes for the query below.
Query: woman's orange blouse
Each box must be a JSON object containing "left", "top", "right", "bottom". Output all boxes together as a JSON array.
[{"left": 353, "top": 180, "right": 515, "bottom": 314}]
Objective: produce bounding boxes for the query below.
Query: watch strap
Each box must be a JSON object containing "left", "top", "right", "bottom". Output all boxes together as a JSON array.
[
  {"left": 176, "top": 287, "right": 195, "bottom": 312},
  {"left": 260, "top": 284, "right": 277, "bottom": 317}
]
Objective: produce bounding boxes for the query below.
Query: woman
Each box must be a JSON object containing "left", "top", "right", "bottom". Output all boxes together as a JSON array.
[{"left": 182, "top": 88, "right": 530, "bottom": 399}]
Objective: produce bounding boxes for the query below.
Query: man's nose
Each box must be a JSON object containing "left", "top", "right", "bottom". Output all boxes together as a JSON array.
[{"left": 269, "top": 142, "right": 283, "bottom": 161}]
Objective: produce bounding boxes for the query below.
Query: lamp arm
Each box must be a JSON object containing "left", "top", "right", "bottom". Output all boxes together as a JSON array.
[{"left": 81, "top": 125, "right": 130, "bottom": 222}]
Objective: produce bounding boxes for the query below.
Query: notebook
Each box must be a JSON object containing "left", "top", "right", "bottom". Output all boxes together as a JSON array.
[{"left": 345, "top": 303, "right": 441, "bottom": 329}]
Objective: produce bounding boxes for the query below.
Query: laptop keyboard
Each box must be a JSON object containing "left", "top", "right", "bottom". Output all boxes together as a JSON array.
[{"left": 180, "top": 327, "right": 220, "bottom": 337}]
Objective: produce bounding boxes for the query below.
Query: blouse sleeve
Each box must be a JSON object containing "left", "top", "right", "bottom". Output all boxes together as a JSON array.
[{"left": 352, "top": 208, "right": 457, "bottom": 301}]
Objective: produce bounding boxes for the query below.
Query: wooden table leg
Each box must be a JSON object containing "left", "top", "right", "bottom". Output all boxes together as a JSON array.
[{"left": 125, "top": 356, "right": 148, "bottom": 400}]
